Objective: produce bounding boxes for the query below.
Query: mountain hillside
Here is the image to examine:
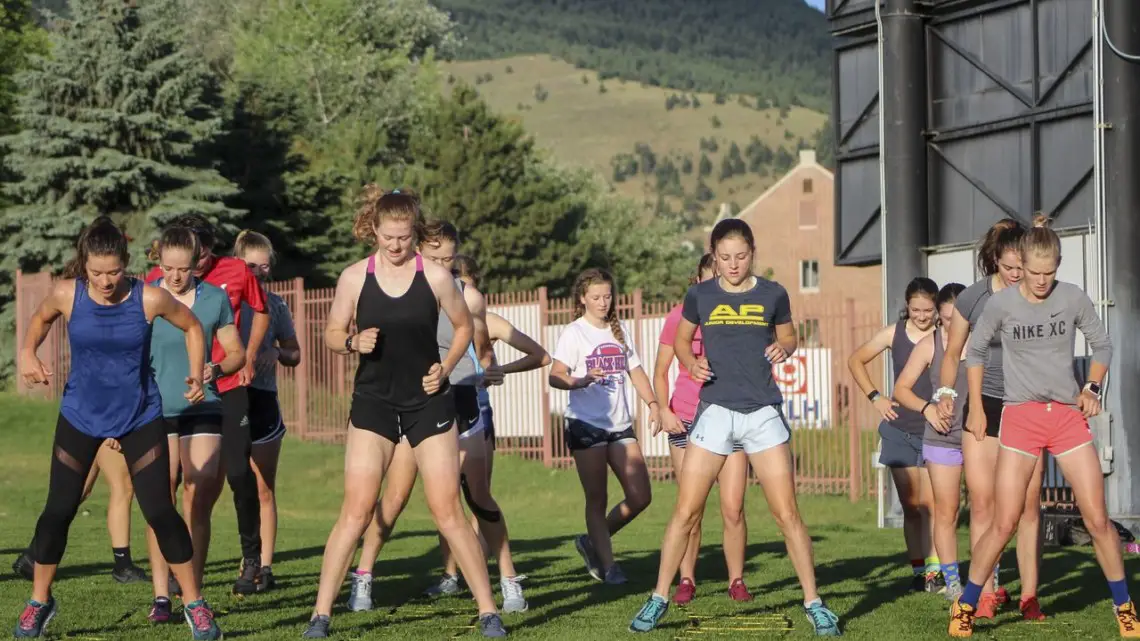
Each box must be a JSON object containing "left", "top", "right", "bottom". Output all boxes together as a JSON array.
[{"left": 434, "top": 0, "right": 832, "bottom": 110}]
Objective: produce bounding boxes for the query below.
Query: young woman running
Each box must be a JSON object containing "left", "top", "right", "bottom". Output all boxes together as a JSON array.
[
  {"left": 630, "top": 219, "right": 840, "bottom": 637},
  {"left": 144, "top": 227, "right": 247, "bottom": 622},
  {"left": 347, "top": 220, "right": 528, "bottom": 614},
  {"left": 937, "top": 218, "right": 1046, "bottom": 619},
  {"left": 145, "top": 215, "right": 271, "bottom": 595},
  {"left": 349, "top": 254, "right": 551, "bottom": 604},
  {"left": 234, "top": 230, "right": 301, "bottom": 591},
  {"left": 847, "top": 277, "right": 941, "bottom": 592},
  {"left": 653, "top": 253, "right": 751, "bottom": 605},
  {"left": 15, "top": 217, "right": 221, "bottom": 640},
  {"left": 551, "top": 268, "right": 658, "bottom": 586},
  {"left": 892, "top": 283, "right": 967, "bottom": 600},
  {"left": 303, "top": 189, "right": 505, "bottom": 639},
  {"left": 948, "top": 217, "right": 1138, "bottom": 638}
]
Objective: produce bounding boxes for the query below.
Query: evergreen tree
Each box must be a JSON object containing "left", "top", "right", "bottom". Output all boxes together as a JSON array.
[
  {"left": 699, "top": 152, "right": 712, "bottom": 177},
  {"left": 1, "top": 0, "right": 243, "bottom": 277}
]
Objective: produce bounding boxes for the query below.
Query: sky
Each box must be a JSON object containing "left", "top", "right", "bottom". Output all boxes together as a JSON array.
[{"left": 806, "top": 0, "right": 825, "bottom": 10}]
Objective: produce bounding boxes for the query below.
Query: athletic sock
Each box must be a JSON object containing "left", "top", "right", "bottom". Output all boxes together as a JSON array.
[
  {"left": 961, "top": 581, "right": 984, "bottom": 608},
  {"left": 941, "top": 561, "right": 961, "bottom": 585},
  {"left": 805, "top": 597, "right": 823, "bottom": 609},
  {"left": 354, "top": 569, "right": 371, "bottom": 577},
  {"left": 1109, "top": 579, "right": 1131, "bottom": 607},
  {"left": 112, "top": 547, "right": 133, "bottom": 570},
  {"left": 925, "top": 555, "right": 941, "bottom": 574},
  {"left": 993, "top": 562, "right": 1001, "bottom": 589},
  {"left": 910, "top": 559, "right": 924, "bottom": 576}
]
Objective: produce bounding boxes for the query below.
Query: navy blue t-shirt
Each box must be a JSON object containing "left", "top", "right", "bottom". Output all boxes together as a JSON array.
[{"left": 681, "top": 277, "right": 793, "bottom": 412}]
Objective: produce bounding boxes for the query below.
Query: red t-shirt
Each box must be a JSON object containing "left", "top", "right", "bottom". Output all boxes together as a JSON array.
[{"left": 147, "top": 256, "right": 266, "bottom": 394}]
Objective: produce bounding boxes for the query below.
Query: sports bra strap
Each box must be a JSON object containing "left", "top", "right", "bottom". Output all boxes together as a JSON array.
[
  {"left": 415, "top": 254, "right": 424, "bottom": 272},
  {"left": 367, "top": 254, "right": 376, "bottom": 274}
]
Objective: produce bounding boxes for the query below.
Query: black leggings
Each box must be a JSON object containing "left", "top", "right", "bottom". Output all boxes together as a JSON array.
[
  {"left": 31, "top": 415, "right": 193, "bottom": 566},
  {"left": 221, "top": 387, "right": 261, "bottom": 559}
]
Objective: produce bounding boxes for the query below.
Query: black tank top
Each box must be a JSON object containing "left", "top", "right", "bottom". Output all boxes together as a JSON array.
[
  {"left": 353, "top": 254, "right": 445, "bottom": 410},
  {"left": 890, "top": 318, "right": 932, "bottom": 436}
]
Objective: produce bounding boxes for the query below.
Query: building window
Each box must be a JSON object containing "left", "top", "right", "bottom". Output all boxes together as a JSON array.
[
  {"left": 802, "top": 178, "right": 813, "bottom": 194},
  {"left": 800, "top": 259, "right": 820, "bottom": 292},
  {"left": 797, "top": 318, "right": 821, "bottom": 347},
  {"left": 798, "top": 201, "right": 818, "bottom": 228}
]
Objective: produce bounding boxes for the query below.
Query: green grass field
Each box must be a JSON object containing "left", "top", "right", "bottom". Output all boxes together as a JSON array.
[
  {"left": 442, "top": 56, "right": 827, "bottom": 233},
  {"left": 0, "top": 394, "right": 1129, "bottom": 639}
]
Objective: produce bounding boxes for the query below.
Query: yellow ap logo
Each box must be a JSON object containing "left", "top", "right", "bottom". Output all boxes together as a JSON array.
[{"left": 709, "top": 304, "right": 766, "bottom": 322}]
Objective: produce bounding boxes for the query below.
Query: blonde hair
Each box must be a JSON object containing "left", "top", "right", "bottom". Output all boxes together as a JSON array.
[
  {"left": 234, "top": 229, "right": 274, "bottom": 262},
  {"left": 420, "top": 220, "right": 460, "bottom": 249},
  {"left": 1020, "top": 213, "right": 1061, "bottom": 261},
  {"left": 572, "top": 268, "right": 626, "bottom": 348},
  {"left": 352, "top": 185, "right": 425, "bottom": 245}
]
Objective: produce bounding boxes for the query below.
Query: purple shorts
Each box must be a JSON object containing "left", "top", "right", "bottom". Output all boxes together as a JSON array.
[{"left": 923, "top": 444, "right": 963, "bottom": 467}]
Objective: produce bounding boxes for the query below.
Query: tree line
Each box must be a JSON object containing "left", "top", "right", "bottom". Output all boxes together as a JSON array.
[{"left": 0, "top": 0, "right": 695, "bottom": 383}]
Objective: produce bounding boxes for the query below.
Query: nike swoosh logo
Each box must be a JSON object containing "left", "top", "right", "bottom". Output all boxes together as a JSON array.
[
  {"left": 437, "top": 421, "right": 451, "bottom": 429},
  {"left": 1050, "top": 311, "right": 1063, "bottom": 318},
  {"left": 219, "top": 283, "right": 228, "bottom": 290}
]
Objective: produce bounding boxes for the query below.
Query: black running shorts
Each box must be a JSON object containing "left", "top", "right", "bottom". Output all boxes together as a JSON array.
[
  {"left": 564, "top": 419, "right": 636, "bottom": 452},
  {"left": 453, "top": 385, "right": 481, "bottom": 435},
  {"left": 164, "top": 414, "right": 223, "bottom": 438},
  {"left": 961, "top": 394, "right": 1003, "bottom": 439},
  {"left": 350, "top": 387, "right": 457, "bottom": 447},
  {"left": 247, "top": 388, "right": 286, "bottom": 445}
]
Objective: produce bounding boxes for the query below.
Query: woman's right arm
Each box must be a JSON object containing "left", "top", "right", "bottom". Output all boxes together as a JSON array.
[
  {"left": 894, "top": 335, "right": 949, "bottom": 432},
  {"left": 936, "top": 308, "right": 971, "bottom": 417},
  {"left": 846, "top": 324, "right": 899, "bottom": 420},
  {"left": 548, "top": 359, "right": 587, "bottom": 390},
  {"left": 652, "top": 344, "right": 674, "bottom": 410},
  {"left": 324, "top": 267, "right": 359, "bottom": 354},
  {"left": 486, "top": 311, "right": 549, "bottom": 374},
  {"left": 20, "top": 281, "right": 70, "bottom": 386}
]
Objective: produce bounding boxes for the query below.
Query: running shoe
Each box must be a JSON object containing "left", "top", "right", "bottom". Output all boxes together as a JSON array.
[
  {"left": 302, "top": 615, "right": 330, "bottom": 638},
  {"left": 728, "top": 578, "right": 754, "bottom": 602},
  {"left": 1020, "top": 596, "right": 1046, "bottom": 621},
  {"left": 1117, "top": 600, "right": 1140, "bottom": 638},
  {"left": 949, "top": 598, "right": 976, "bottom": 638},
  {"left": 478, "top": 613, "right": 508, "bottom": 638},
  {"left": 259, "top": 566, "right": 276, "bottom": 592},
  {"left": 500, "top": 575, "right": 528, "bottom": 614},
  {"left": 423, "top": 573, "right": 461, "bottom": 597},
  {"left": 574, "top": 534, "right": 603, "bottom": 581},
  {"left": 183, "top": 599, "right": 222, "bottom": 641},
  {"left": 112, "top": 564, "right": 149, "bottom": 583},
  {"left": 148, "top": 597, "right": 173, "bottom": 624},
  {"left": 994, "top": 586, "right": 1010, "bottom": 606},
  {"left": 233, "top": 557, "right": 261, "bottom": 595},
  {"left": 909, "top": 574, "right": 925, "bottom": 592},
  {"left": 975, "top": 592, "right": 997, "bottom": 619},
  {"left": 673, "top": 578, "right": 695, "bottom": 605},
  {"left": 943, "top": 580, "right": 964, "bottom": 602},
  {"left": 604, "top": 564, "right": 627, "bottom": 585},
  {"left": 14, "top": 597, "right": 56, "bottom": 638},
  {"left": 347, "top": 571, "right": 373, "bottom": 612},
  {"left": 629, "top": 595, "right": 668, "bottom": 632},
  {"left": 804, "top": 601, "right": 841, "bottom": 637},
  {"left": 925, "top": 571, "right": 946, "bottom": 594},
  {"left": 11, "top": 553, "right": 33, "bottom": 581}
]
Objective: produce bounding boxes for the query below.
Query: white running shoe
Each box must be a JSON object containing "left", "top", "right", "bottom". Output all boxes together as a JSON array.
[
  {"left": 500, "top": 575, "right": 528, "bottom": 613},
  {"left": 347, "top": 571, "right": 373, "bottom": 612}
]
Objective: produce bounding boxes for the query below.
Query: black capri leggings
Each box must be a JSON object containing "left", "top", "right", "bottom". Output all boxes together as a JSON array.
[
  {"left": 31, "top": 415, "right": 193, "bottom": 566},
  {"left": 221, "top": 387, "right": 262, "bottom": 560}
]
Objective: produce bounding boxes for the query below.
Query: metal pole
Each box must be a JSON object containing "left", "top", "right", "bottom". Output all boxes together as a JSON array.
[
  {"left": 878, "top": 0, "right": 928, "bottom": 527},
  {"left": 1102, "top": 0, "right": 1140, "bottom": 524}
]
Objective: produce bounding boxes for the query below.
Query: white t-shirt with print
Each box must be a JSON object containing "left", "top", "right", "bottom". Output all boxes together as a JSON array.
[{"left": 552, "top": 317, "right": 642, "bottom": 431}]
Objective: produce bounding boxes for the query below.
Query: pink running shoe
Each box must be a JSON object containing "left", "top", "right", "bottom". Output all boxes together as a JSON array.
[
  {"left": 673, "top": 578, "right": 696, "bottom": 605},
  {"left": 728, "top": 578, "right": 754, "bottom": 602}
]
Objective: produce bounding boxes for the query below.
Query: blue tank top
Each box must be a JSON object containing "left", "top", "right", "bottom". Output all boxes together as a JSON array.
[
  {"left": 468, "top": 343, "right": 491, "bottom": 410},
  {"left": 60, "top": 278, "right": 163, "bottom": 438}
]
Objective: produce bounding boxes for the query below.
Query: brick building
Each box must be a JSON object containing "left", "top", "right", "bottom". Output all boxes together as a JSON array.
[{"left": 731, "top": 150, "right": 882, "bottom": 309}]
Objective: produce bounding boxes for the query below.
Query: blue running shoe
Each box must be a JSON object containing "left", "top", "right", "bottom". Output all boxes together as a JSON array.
[
  {"left": 14, "top": 597, "right": 56, "bottom": 638},
  {"left": 804, "top": 601, "right": 841, "bottom": 636},
  {"left": 479, "top": 613, "right": 508, "bottom": 638},
  {"left": 629, "top": 595, "right": 669, "bottom": 633},
  {"left": 183, "top": 599, "right": 222, "bottom": 640}
]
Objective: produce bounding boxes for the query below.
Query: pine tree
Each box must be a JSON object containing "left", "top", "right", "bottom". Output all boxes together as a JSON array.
[{"left": 0, "top": 0, "right": 243, "bottom": 275}]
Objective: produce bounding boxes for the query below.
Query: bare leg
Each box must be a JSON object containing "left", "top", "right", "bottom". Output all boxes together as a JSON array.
[
  {"left": 652, "top": 445, "right": 725, "bottom": 597},
  {"left": 181, "top": 435, "right": 224, "bottom": 585},
  {"left": 718, "top": 451, "right": 749, "bottom": 582},
  {"left": 95, "top": 446, "right": 135, "bottom": 554},
  {"left": 926, "top": 462, "right": 963, "bottom": 570},
  {"left": 962, "top": 435, "right": 1000, "bottom": 593},
  {"left": 668, "top": 444, "right": 702, "bottom": 582},
  {"left": 751, "top": 444, "right": 819, "bottom": 602},
  {"left": 963, "top": 449, "right": 1039, "bottom": 587},
  {"left": 1015, "top": 456, "right": 1045, "bottom": 600},
  {"left": 356, "top": 438, "right": 418, "bottom": 574}
]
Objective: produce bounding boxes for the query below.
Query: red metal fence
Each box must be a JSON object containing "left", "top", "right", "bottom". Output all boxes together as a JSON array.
[{"left": 14, "top": 270, "right": 887, "bottom": 500}]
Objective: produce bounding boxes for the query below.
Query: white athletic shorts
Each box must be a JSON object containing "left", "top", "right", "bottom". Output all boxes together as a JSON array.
[{"left": 689, "top": 402, "right": 790, "bottom": 456}]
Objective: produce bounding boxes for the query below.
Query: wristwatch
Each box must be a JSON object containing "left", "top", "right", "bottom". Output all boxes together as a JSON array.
[
  {"left": 867, "top": 390, "right": 881, "bottom": 402},
  {"left": 207, "top": 362, "right": 223, "bottom": 380},
  {"left": 345, "top": 334, "right": 356, "bottom": 353},
  {"left": 1085, "top": 381, "right": 1102, "bottom": 399}
]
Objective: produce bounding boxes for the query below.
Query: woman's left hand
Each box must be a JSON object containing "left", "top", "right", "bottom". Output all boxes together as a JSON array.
[
  {"left": 1078, "top": 390, "right": 1102, "bottom": 418},
  {"left": 765, "top": 343, "right": 789, "bottom": 364}
]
